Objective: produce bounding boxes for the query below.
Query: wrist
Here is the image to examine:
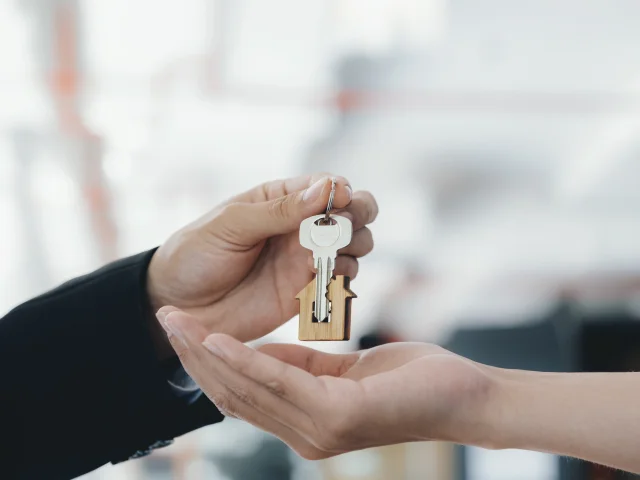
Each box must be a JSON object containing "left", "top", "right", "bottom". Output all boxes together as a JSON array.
[
  {"left": 470, "top": 367, "right": 524, "bottom": 451},
  {"left": 473, "top": 367, "right": 562, "bottom": 452},
  {"left": 146, "top": 250, "right": 175, "bottom": 360},
  {"left": 437, "top": 363, "right": 538, "bottom": 451},
  {"left": 147, "top": 251, "right": 169, "bottom": 313},
  {"left": 443, "top": 363, "right": 510, "bottom": 450},
  {"left": 425, "top": 359, "right": 511, "bottom": 450}
]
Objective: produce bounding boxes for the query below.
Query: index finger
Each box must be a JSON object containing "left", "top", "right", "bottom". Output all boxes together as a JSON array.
[{"left": 229, "top": 173, "right": 351, "bottom": 205}]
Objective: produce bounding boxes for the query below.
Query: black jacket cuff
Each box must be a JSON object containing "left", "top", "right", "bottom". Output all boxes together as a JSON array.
[{"left": 0, "top": 250, "right": 223, "bottom": 479}]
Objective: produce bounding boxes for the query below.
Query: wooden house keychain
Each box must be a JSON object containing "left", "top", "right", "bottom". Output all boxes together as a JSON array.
[{"left": 296, "top": 178, "right": 356, "bottom": 341}]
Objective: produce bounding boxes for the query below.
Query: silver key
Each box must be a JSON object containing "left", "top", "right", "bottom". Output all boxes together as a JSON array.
[{"left": 300, "top": 214, "right": 353, "bottom": 322}]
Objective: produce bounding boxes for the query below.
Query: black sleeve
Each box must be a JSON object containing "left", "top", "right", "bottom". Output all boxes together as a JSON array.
[{"left": 0, "top": 250, "right": 224, "bottom": 480}]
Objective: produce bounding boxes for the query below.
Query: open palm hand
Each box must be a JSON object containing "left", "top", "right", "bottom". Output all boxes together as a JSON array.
[{"left": 160, "top": 310, "right": 495, "bottom": 459}]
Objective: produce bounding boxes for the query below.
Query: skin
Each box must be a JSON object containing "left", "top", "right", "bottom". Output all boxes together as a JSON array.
[
  {"left": 146, "top": 173, "right": 378, "bottom": 359},
  {"left": 148, "top": 172, "right": 640, "bottom": 473},
  {"left": 160, "top": 311, "right": 640, "bottom": 474}
]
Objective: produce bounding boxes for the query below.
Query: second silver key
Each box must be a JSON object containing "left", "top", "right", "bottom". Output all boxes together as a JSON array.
[{"left": 300, "top": 214, "right": 353, "bottom": 322}]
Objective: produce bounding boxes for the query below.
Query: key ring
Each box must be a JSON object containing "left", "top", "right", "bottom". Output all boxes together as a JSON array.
[{"left": 323, "top": 177, "right": 336, "bottom": 224}]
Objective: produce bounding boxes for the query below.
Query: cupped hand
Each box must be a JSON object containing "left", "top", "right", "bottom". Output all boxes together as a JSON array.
[
  {"left": 160, "top": 310, "right": 497, "bottom": 459},
  {"left": 148, "top": 174, "right": 377, "bottom": 354}
]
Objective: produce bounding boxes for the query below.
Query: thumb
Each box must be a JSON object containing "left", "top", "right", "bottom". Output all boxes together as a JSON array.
[{"left": 216, "top": 176, "right": 352, "bottom": 245}]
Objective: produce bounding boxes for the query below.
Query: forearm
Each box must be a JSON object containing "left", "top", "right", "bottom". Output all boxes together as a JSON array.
[{"left": 485, "top": 369, "right": 640, "bottom": 473}]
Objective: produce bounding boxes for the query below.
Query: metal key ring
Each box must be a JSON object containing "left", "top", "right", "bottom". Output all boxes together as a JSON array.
[{"left": 324, "top": 177, "right": 336, "bottom": 223}]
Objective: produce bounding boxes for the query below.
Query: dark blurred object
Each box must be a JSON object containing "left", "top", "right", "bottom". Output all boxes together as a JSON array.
[
  {"left": 446, "top": 298, "right": 640, "bottom": 480},
  {"left": 358, "top": 330, "right": 403, "bottom": 350},
  {"left": 579, "top": 320, "right": 640, "bottom": 480},
  {"left": 215, "top": 437, "right": 292, "bottom": 480},
  {"left": 141, "top": 456, "right": 174, "bottom": 480}
]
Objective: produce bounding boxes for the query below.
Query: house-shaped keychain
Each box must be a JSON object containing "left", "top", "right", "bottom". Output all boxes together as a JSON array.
[{"left": 296, "top": 275, "right": 356, "bottom": 341}]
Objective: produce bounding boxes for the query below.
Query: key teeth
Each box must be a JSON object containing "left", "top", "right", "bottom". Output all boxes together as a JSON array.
[
  {"left": 310, "top": 278, "right": 334, "bottom": 323},
  {"left": 298, "top": 275, "right": 356, "bottom": 341}
]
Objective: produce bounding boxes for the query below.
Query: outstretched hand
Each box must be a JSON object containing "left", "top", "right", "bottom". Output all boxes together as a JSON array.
[{"left": 159, "top": 310, "right": 496, "bottom": 459}]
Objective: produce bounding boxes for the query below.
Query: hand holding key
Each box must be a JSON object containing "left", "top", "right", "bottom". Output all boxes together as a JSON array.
[{"left": 150, "top": 174, "right": 377, "bottom": 357}]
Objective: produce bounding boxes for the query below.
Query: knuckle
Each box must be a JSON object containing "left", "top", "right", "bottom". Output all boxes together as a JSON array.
[
  {"left": 359, "top": 190, "right": 378, "bottom": 223},
  {"left": 260, "top": 180, "right": 277, "bottom": 201},
  {"left": 219, "top": 202, "right": 244, "bottom": 219},
  {"left": 365, "top": 203, "right": 376, "bottom": 224},
  {"left": 175, "top": 347, "right": 190, "bottom": 365},
  {"left": 268, "top": 195, "right": 291, "bottom": 220},
  {"left": 209, "top": 202, "right": 249, "bottom": 244},
  {"left": 264, "top": 380, "right": 286, "bottom": 398},
  {"left": 212, "top": 202, "right": 241, "bottom": 227},
  {"left": 233, "top": 349, "right": 257, "bottom": 376},
  {"left": 337, "top": 355, "right": 360, "bottom": 377},
  {"left": 228, "top": 384, "right": 257, "bottom": 408}
]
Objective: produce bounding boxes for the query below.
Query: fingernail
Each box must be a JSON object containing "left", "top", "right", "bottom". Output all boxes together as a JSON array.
[
  {"left": 163, "top": 317, "right": 188, "bottom": 348},
  {"left": 156, "top": 310, "right": 168, "bottom": 324},
  {"left": 203, "top": 339, "right": 226, "bottom": 359},
  {"left": 345, "top": 185, "right": 353, "bottom": 201},
  {"left": 302, "top": 178, "right": 327, "bottom": 203},
  {"left": 156, "top": 311, "right": 171, "bottom": 337}
]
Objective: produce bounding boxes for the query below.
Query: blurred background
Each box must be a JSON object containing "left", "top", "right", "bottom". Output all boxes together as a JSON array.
[{"left": 2, "top": 0, "right": 640, "bottom": 478}]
